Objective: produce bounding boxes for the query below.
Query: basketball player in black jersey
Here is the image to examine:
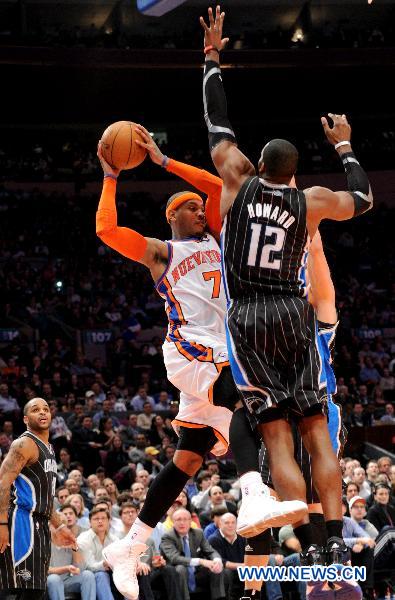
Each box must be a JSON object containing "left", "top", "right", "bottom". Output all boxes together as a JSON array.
[
  {"left": 0, "top": 397, "right": 76, "bottom": 600},
  {"left": 200, "top": 4, "right": 373, "bottom": 569}
]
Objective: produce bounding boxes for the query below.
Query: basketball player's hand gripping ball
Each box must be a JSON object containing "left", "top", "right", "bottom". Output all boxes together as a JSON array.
[
  {"left": 200, "top": 5, "right": 229, "bottom": 52},
  {"left": 134, "top": 124, "right": 166, "bottom": 166}
]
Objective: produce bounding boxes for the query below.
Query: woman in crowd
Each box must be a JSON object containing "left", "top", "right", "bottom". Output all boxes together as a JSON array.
[
  {"left": 97, "top": 416, "right": 116, "bottom": 448},
  {"left": 366, "top": 484, "right": 395, "bottom": 533},
  {"left": 105, "top": 434, "right": 129, "bottom": 478},
  {"left": 57, "top": 447, "right": 72, "bottom": 485}
]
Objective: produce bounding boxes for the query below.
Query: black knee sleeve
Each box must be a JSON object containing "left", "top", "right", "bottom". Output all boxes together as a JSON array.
[
  {"left": 212, "top": 367, "right": 240, "bottom": 412},
  {"left": 138, "top": 460, "right": 191, "bottom": 528},
  {"left": 244, "top": 530, "right": 271, "bottom": 555},
  {"left": 177, "top": 425, "right": 217, "bottom": 456},
  {"left": 229, "top": 408, "right": 260, "bottom": 476}
]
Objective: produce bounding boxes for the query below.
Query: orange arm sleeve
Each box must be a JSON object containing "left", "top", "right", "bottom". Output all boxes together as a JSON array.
[
  {"left": 96, "top": 178, "right": 147, "bottom": 262},
  {"left": 166, "top": 158, "right": 223, "bottom": 237}
]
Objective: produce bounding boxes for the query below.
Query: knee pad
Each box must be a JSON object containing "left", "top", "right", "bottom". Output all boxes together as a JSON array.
[{"left": 177, "top": 425, "right": 217, "bottom": 456}]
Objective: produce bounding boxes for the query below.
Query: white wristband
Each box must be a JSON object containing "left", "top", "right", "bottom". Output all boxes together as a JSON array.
[
  {"left": 335, "top": 141, "right": 351, "bottom": 150},
  {"left": 55, "top": 523, "right": 67, "bottom": 532}
]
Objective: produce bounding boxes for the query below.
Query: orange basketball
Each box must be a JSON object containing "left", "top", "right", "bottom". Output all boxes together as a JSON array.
[{"left": 100, "top": 121, "right": 147, "bottom": 170}]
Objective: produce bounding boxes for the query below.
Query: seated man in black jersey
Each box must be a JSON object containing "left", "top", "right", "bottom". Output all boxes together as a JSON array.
[{"left": 200, "top": 7, "right": 372, "bottom": 598}]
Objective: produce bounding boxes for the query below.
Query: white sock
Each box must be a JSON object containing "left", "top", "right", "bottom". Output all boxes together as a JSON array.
[
  {"left": 240, "top": 471, "right": 267, "bottom": 498},
  {"left": 125, "top": 518, "right": 153, "bottom": 544}
]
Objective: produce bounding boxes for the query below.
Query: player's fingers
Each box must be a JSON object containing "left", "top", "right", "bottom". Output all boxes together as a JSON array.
[
  {"left": 320, "top": 116, "right": 329, "bottom": 131},
  {"left": 221, "top": 37, "right": 229, "bottom": 48},
  {"left": 208, "top": 7, "right": 215, "bottom": 26},
  {"left": 199, "top": 16, "right": 209, "bottom": 32}
]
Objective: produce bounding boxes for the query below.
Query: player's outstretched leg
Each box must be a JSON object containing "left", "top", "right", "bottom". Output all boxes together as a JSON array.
[{"left": 103, "top": 428, "right": 214, "bottom": 600}]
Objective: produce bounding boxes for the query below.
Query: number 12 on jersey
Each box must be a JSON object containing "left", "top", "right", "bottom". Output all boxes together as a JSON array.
[{"left": 247, "top": 224, "right": 285, "bottom": 270}]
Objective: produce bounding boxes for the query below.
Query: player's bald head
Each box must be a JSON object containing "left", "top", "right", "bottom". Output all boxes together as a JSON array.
[
  {"left": 259, "top": 139, "right": 298, "bottom": 181},
  {"left": 24, "top": 397, "right": 49, "bottom": 415}
]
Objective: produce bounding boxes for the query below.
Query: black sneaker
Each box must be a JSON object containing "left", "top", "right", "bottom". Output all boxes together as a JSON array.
[
  {"left": 325, "top": 536, "right": 349, "bottom": 565},
  {"left": 300, "top": 543, "right": 326, "bottom": 566}
]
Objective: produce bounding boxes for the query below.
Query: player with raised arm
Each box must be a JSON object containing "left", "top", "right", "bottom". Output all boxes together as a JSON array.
[
  {"left": 200, "top": 2, "right": 372, "bottom": 572},
  {"left": 95, "top": 134, "right": 305, "bottom": 599},
  {"left": 0, "top": 397, "right": 76, "bottom": 600}
]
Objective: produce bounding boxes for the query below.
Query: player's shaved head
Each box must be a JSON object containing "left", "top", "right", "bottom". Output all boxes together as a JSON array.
[
  {"left": 259, "top": 139, "right": 298, "bottom": 180},
  {"left": 24, "top": 397, "right": 49, "bottom": 415}
]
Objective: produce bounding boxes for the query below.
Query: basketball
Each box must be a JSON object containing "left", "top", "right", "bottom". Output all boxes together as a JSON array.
[{"left": 100, "top": 121, "right": 147, "bottom": 170}]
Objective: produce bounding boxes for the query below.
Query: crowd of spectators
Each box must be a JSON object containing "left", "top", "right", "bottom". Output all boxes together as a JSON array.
[
  {"left": 0, "top": 154, "right": 394, "bottom": 598},
  {"left": 2, "top": 126, "right": 395, "bottom": 183},
  {"left": 1, "top": 18, "right": 394, "bottom": 51}
]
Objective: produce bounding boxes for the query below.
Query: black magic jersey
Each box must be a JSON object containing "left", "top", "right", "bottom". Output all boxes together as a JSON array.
[{"left": 222, "top": 176, "right": 309, "bottom": 300}]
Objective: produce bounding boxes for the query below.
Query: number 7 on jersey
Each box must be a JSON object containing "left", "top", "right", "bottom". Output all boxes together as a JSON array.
[{"left": 203, "top": 270, "right": 222, "bottom": 298}]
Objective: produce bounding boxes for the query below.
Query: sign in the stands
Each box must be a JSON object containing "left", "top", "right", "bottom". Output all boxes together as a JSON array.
[
  {"left": 0, "top": 329, "right": 19, "bottom": 342},
  {"left": 83, "top": 330, "right": 113, "bottom": 344}
]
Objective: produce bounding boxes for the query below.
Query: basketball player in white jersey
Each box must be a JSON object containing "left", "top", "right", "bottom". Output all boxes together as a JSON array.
[{"left": 95, "top": 144, "right": 305, "bottom": 599}]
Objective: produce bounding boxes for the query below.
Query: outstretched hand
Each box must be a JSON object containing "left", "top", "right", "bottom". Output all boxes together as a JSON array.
[
  {"left": 321, "top": 113, "right": 351, "bottom": 147},
  {"left": 97, "top": 143, "right": 120, "bottom": 178},
  {"left": 134, "top": 124, "right": 165, "bottom": 166},
  {"left": 200, "top": 5, "right": 229, "bottom": 52}
]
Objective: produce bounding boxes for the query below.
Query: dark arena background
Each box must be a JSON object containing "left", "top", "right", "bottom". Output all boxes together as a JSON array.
[{"left": 0, "top": 0, "right": 395, "bottom": 599}]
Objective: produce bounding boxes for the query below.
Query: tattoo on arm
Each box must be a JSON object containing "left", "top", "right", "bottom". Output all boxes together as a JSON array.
[{"left": 0, "top": 439, "right": 32, "bottom": 515}]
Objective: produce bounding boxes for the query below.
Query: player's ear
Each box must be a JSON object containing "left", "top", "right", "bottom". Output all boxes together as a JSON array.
[{"left": 23, "top": 414, "right": 29, "bottom": 426}]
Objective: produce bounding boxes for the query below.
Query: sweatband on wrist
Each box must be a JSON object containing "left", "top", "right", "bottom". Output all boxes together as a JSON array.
[
  {"left": 203, "top": 60, "right": 236, "bottom": 151},
  {"left": 340, "top": 151, "right": 373, "bottom": 216},
  {"left": 55, "top": 523, "right": 67, "bottom": 532},
  {"left": 204, "top": 45, "right": 219, "bottom": 54},
  {"left": 161, "top": 155, "right": 169, "bottom": 168},
  {"left": 334, "top": 141, "right": 351, "bottom": 150},
  {"left": 104, "top": 174, "right": 118, "bottom": 180}
]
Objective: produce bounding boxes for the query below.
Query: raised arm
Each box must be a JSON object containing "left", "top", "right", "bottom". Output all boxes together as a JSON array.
[
  {"left": 0, "top": 436, "right": 38, "bottom": 553},
  {"left": 96, "top": 145, "right": 168, "bottom": 281},
  {"left": 307, "top": 231, "right": 337, "bottom": 324},
  {"left": 200, "top": 6, "right": 255, "bottom": 217},
  {"left": 134, "top": 124, "right": 223, "bottom": 236},
  {"left": 305, "top": 114, "right": 373, "bottom": 233}
]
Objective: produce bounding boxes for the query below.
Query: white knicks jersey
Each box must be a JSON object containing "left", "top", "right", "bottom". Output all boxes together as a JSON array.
[{"left": 156, "top": 234, "right": 227, "bottom": 341}]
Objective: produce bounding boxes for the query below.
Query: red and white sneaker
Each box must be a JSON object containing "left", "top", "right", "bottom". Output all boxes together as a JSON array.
[
  {"left": 103, "top": 538, "right": 147, "bottom": 600},
  {"left": 236, "top": 488, "right": 308, "bottom": 537}
]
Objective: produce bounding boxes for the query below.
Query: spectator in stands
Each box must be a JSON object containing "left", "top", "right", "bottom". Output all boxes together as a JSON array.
[
  {"left": 135, "top": 469, "right": 151, "bottom": 492},
  {"left": 208, "top": 512, "right": 245, "bottom": 600},
  {"left": 105, "top": 434, "right": 129, "bottom": 477},
  {"left": 342, "top": 497, "right": 375, "bottom": 598},
  {"left": 97, "top": 416, "right": 116, "bottom": 448},
  {"left": 366, "top": 460, "right": 379, "bottom": 488},
  {"left": 103, "top": 478, "right": 119, "bottom": 506},
  {"left": 377, "top": 456, "right": 393, "bottom": 476},
  {"left": 379, "top": 403, "right": 395, "bottom": 424},
  {"left": 66, "top": 403, "right": 85, "bottom": 429},
  {"left": 155, "top": 390, "right": 172, "bottom": 412},
  {"left": 92, "top": 398, "right": 119, "bottom": 428},
  {"left": 91, "top": 382, "right": 106, "bottom": 405},
  {"left": 149, "top": 414, "right": 173, "bottom": 446},
  {"left": 349, "top": 496, "right": 378, "bottom": 539},
  {"left": 191, "top": 471, "right": 221, "bottom": 512},
  {"left": 47, "top": 518, "right": 96, "bottom": 600},
  {"left": 379, "top": 368, "right": 395, "bottom": 400},
  {"left": 137, "top": 401, "right": 155, "bottom": 431},
  {"left": 203, "top": 507, "right": 228, "bottom": 539},
  {"left": 86, "top": 474, "right": 100, "bottom": 504},
  {"left": 360, "top": 358, "right": 381, "bottom": 386},
  {"left": 130, "top": 385, "right": 155, "bottom": 411},
  {"left": 65, "top": 478, "right": 81, "bottom": 496},
  {"left": 345, "top": 482, "right": 360, "bottom": 504},
  {"left": 55, "top": 485, "right": 70, "bottom": 509},
  {"left": 366, "top": 484, "right": 395, "bottom": 532},
  {"left": 119, "top": 414, "right": 141, "bottom": 447},
  {"left": 56, "top": 447, "right": 72, "bottom": 484},
  {"left": 60, "top": 504, "right": 88, "bottom": 537},
  {"left": 352, "top": 467, "right": 372, "bottom": 500},
  {"left": 141, "top": 446, "right": 164, "bottom": 477},
  {"left": 198, "top": 486, "right": 237, "bottom": 528},
  {"left": 1, "top": 420, "right": 15, "bottom": 442},
  {"left": 0, "top": 383, "right": 20, "bottom": 419},
  {"left": 131, "top": 482, "right": 146, "bottom": 503},
  {"left": 72, "top": 415, "right": 102, "bottom": 472},
  {"left": 128, "top": 432, "right": 148, "bottom": 464},
  {"left": 77, "top": 507, "right": 118, "bottom": 600},
  {"left": 160, "top": 508, "right": 225, "bottom": 600},
  {"left": 93, "top": 497, "right": 123, "bottom": 535},
  {"left": 49, "top": 403, "right": 72, "bottom": 454},
  {"left": 0, "top": 432, "right": 11, "bottom": 456},
  {"left": 64, "top": 494, "right": 90, "bottom": 529},
  {"left": 350, "top": 403, "right": 373, "bottom": 427}
]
